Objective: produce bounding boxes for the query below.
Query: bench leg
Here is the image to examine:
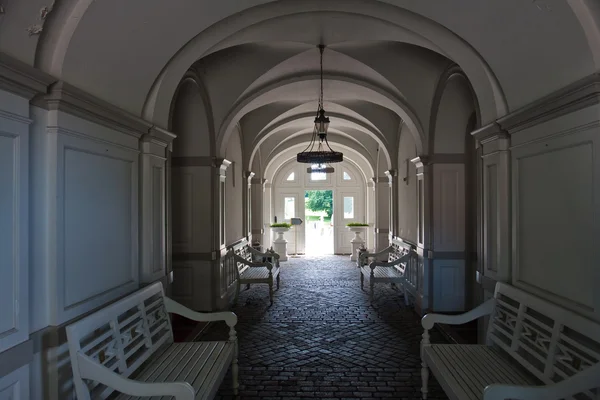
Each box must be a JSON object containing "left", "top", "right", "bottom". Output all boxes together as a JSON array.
[
  {"left": 232, "top": 344, "right": 239, "bottom": 396},
  {"left": 402, "top": 282, "right": 409, "bottom": 306},
  {"left": 234, "top": 280, "right": 241, "bottom": 305},
  {"left": 421, "top": 330, "right": 430, "bottom": 399},
  {"left": 369, "top": 279, "right": 374, "bottom": 303},
  {"left": 277, "top": 273, "right": 280, "bottom": 290},
  {"left": 269, "top": 282, "right": 274, "bottom": 306},
  {"left": 246, "top": 283, "right": 250, "bottom": 291},
  {"left": 360, "top": 271, "right": 364, "bottom": 290}
]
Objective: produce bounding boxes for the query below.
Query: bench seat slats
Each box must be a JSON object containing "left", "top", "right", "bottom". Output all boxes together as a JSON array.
[
  {"left": 240, "top": 266, "right": 276, "bottom": 280},
  {"left": 115, "top": 342, "right": 234, "bottom": 400},
  {"left": 369, "top": 266, "right": 404, "bottom": 280},
  {"left": 424, "top": 344, "right": 536, "bottom": 400}
]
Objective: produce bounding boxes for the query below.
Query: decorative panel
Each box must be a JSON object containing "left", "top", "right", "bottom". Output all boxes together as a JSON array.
[
  {"left": 0, "top": 111, "right": 29, "bottom": 353},
  {"left": 432, "top": 260, "right": 465, "bottom": 312},
  {"left": 485, "top": 163, "right": 498, "bottom": 273},
  {"left": 63, "top": 148, "right": 134, "bottom": 307},
  {"left": 433, "top": 165, "right": 465, "bottom": 252},
  {"left": 0, "top": 364, "right": 29, "bottom": 400},
  {"left": 0, "top": 133, "right": 18, "bottom": 346},
  {"left": 152, "top": 166, "right": 164, "bottom": 274},
  {"left": 513, "top": 128, "right": 598, "bottom": 319},
  {"left": 171, "top": 263, "right": 194, "bottom": 298},
  {"left": 56, "top": 130, "right": 139, "bottom": 324}
]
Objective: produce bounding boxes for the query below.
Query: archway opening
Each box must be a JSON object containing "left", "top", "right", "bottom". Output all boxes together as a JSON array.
[{"left": 304, "top": 189, "right": 334, "bottom": 255}]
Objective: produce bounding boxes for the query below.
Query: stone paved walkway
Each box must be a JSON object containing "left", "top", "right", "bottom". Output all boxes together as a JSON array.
[{"left": 199, "top": 255, "right": 449, "bottom": 399}]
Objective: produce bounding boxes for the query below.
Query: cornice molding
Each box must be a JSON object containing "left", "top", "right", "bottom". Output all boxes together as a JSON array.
[
  {"left": 0, "top": 53, "right": 55, "bottom": 99},
  {"left": 33, "top": 81, "right": 154, "bottom": 139},
  {"left": 497, "top": 73, "right": 600, "bottom": 134},
  {"left": 410, "top": 156, "right": 430, "bottom": 169},
  {"left": 245, "top": 171, "right": 256, "bottom": 184},
  {"left": 144, "top": 125, "right": 177, "bottom": 146}
]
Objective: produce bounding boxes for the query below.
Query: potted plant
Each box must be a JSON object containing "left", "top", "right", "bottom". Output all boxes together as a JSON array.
[
  {"left": 346, "top": 222, "right": 369, "bottom": 242},
  {"left": 270, "top": 222, "right": 291, "bottom": 240}
]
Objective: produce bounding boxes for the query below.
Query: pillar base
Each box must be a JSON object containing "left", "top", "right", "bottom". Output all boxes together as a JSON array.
[
  {"left": 273, "top": 240, "right": 288, "bottom": 261},
  {"left": 350, "top": 240, "right": 365, "bottom": 261}
]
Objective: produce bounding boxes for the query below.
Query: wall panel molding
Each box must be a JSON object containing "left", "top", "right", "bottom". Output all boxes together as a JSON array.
[
  {"left": 0, "top": 52, "right": 55, "bottom": 99},
  {"left": 512, "top": 127, "right": 598, "bottom": 319},
  {"left": 0, "top": 109, "right": 29, "bottom": 354}
]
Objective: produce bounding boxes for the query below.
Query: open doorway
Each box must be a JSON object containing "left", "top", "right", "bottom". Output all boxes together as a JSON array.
[{"left": 304, "top": 190, "right": 334, "bottom": 255}]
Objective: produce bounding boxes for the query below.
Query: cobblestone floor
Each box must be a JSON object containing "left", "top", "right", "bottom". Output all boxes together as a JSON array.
[{"left": 198, "top": 255, "right": 449, "bottom": 400}]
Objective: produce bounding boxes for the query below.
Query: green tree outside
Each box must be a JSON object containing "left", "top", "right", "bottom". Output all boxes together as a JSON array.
[{"left": 305, "top": 190, "right": 333, "bottom": 218}]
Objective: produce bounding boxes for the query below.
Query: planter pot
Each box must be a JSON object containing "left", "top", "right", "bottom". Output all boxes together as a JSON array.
[
  {"left": 346, "top": 226, "right": 367, "bottom": 261},
  {"left": 346, "top": 226, "right": 367, "bottom": 243},
  {"left": 270, "top": 227, "right": 290, "bottom": 261}
]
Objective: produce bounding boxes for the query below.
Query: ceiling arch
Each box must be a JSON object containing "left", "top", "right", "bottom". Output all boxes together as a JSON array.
[
  {"left": 3, "top": 0, "right": 595, "bottom": 147},
  {"left": 259, "top": 130, "right": 377, "bottom": 172},
  {"left": 141, "top": 3, "right": 507, "bottom": 128},
  {"left": 264, "top": 141, "right": 374, "bottom": 185},
  {"left": 248, "top": 112, "right": 389, "bottom": 165},
  {"left": 217, "top": 75, "right": 425, "bottom": 157}
]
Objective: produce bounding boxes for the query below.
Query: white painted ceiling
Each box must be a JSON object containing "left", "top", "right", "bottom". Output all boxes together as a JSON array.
[{"left": 1, "top": 0, "right": 599, "bottom": 176}]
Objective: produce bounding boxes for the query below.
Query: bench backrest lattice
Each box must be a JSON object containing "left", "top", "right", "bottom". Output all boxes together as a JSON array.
[
  {"left": 389, "top": 238, "right": 418, "bottom": 295},
  {"left": 66, "top": 283, "right": 173, "bottom": 400},
  {"left": 488, "top": 283, "right": 600, "bottom": 399}
]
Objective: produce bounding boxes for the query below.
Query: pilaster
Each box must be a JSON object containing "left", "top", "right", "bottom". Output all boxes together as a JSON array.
[
  {"left": 139, "top": 127, "right": 176, "bottom": 283},
  {"left": 244, "top": 171, "right": 255, "bottom": 238},
  {"left": 410, "top": 156, "right": 432, "bottom": 314},
  {"left": 472, "top": 124, "right": 511, "bottom": 291},
  {"left": 384, "top": 169, "right": 398, "bottom": 237}
]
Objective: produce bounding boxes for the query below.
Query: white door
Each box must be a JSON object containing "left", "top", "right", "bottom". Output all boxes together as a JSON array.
[
  {"left": 275, "top": 192, "right": 302, "bottom": 254},
  {"left": 334, "top": 189, "right": 364, "bottom": 254}
]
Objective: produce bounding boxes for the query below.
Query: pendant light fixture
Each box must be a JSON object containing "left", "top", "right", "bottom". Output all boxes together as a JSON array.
[{"left": 297, "top": 44, "right": 343, "bottom": 165}]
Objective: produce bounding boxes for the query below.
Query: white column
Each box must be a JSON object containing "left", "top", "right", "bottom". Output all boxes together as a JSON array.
[
  {"left": 411, "top": 156, "right": 432, "bottom": 315},
  {"left": 263, "top": 181, "right": 272, "bottom": 248},
  {"left": 385, "top": 169, "right": 399, "bottom": 238},
  {"left": 243, "top": 171, "right": 255, "bottom": 239},
  {"left": 374, "top": 176, "right": 390, "bottom": 251},
  {"left": 139, "top": 127, "right": 176, "bottom": 284},
  {"left": 367, "top": 180, "right": 376, "bottom": 250},
  {"left": 250, "top": 177, "right": 266, "bottom": 246},
  {"left": 473, "top": 125, "right": 511, "bottom": 291},
  {"left": 212, "top": 159, "right": 231, "bottom": 250}
]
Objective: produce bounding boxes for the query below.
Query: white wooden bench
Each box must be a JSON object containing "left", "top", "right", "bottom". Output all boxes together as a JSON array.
[
  {"left": 66, "top": 282, "right": 238, "bottom": 400},
  {"left": 226, "top": 239, "right": 280, "bottom": 305},
  {"left": 421, "top": 281, "right": 600, "bottom": 400},
  {"left": 358, "top": 237, "right": 416, "bottom": 304}
]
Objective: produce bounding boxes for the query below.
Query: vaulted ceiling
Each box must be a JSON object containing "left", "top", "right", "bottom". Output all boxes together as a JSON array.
[{"left": 2, "top": 0, "right": 599, "bottom": 174}]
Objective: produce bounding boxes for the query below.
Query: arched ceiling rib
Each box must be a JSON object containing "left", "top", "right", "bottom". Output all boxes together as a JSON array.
[
  {"left": 264, "top": 142, "right": 374, "bottom": 184},
  {"left": 217, "top": 75, "right": 424, "bottom": 157},
  {"left": 1, "top": 0, "right": 599, "bottom": 175}
]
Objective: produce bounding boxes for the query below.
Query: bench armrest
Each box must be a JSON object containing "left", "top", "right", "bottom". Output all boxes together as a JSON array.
[
  {"left": 247, "top": 246, "right": 280, "bottom": 260},
  {"left": 483, "top": 361, "right": 600, "bottom": 400},
  {"left": 78, "top": 353, "right": 195, "bottom": 400},
  {"left": 361, "top": 246, "right": 393, "bottom": 260},
  {"left": 164, "top": 297, "right": 238, "bottom": 327},
  {"left": 234, "top": 254, "right": 273, "bottom": 270},
  {"left": 369, "top": 253, "right": 411, "bottom": 269},
  {"left": 422, "top": 298, "right": 495, "bottom": 330}
]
